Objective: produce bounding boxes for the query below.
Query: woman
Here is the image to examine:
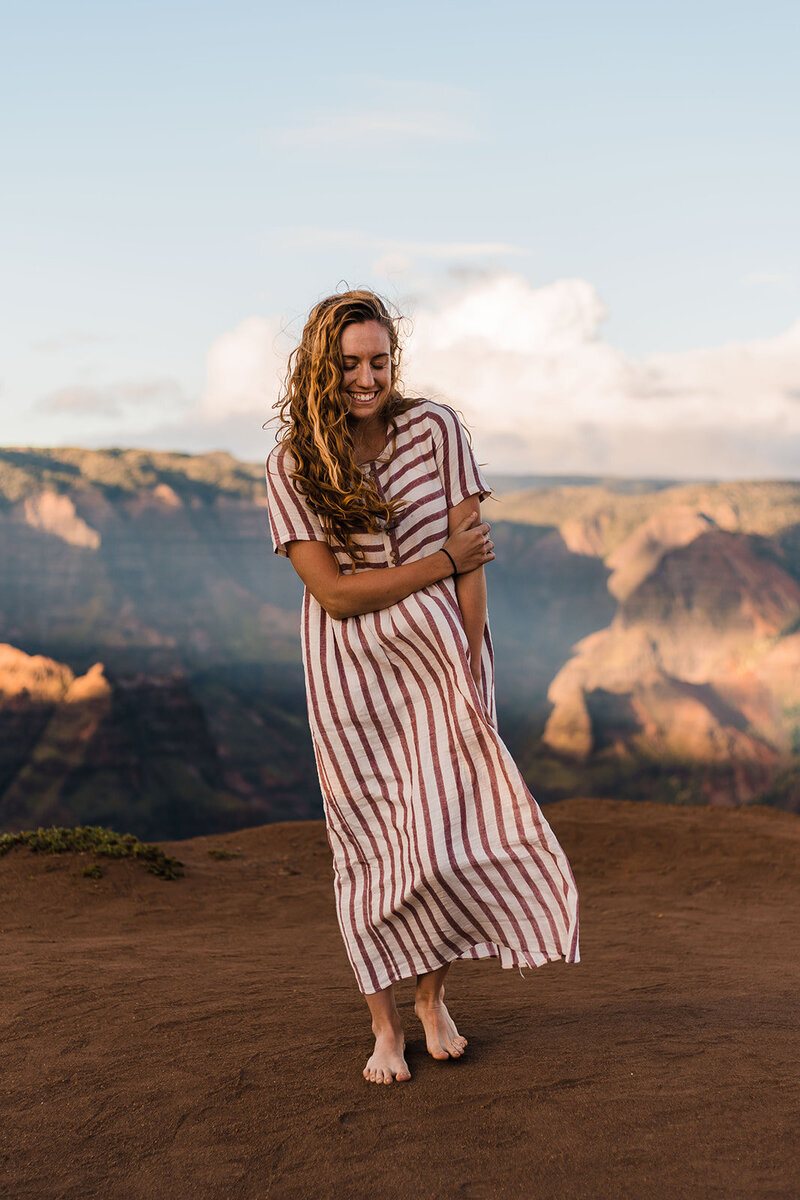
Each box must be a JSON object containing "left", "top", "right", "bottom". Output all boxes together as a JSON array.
[{"left": 264, "top": 290, "right": 579, "bottom": 1085}]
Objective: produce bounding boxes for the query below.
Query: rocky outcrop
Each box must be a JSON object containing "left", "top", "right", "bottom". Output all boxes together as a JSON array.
[
  {"left": 605, "top": 505, "right": 719, "bottom": 600},
  {"left": 21, "top": 491, "right": 101, "bottom": 549},
  {"left": 543, "top": 525, "right": 800, "bottom": 804},
  {"left": 0, "top": 642, "right": 320, "bottom": 839},
  {"left": 0, "top": 647, "right": 112, "bottom": 827}
]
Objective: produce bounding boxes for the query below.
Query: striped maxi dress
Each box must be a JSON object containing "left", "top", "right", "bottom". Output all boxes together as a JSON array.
[{"left": 264, "top": 397, "right": 580, "bottom": 995}]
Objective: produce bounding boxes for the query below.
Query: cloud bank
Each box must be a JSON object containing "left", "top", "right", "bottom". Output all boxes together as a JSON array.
[
  {"left": 402, "top": 273, "right": 800, "bottom": 476},
  {"left": 200, "top": 271, "right": 800, "bottom": 479}
]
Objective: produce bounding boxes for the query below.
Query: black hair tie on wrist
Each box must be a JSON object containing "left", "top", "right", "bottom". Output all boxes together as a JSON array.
[{"left": 441, "top": 547, "right": 458, "bottom": 577}]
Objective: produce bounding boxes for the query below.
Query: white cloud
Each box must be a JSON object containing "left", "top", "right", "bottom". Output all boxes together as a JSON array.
[
  {"left": 400, "top": 272, "right": 800, "bottom": 478},
  {"left": 194, "top": 271, "right": 800, "bottom": 479},
  {"left": 202, "top": 316, "right": 290, "bottom": 419},
  {"left": 739, "top": 271, "right": 793, "bottom": 287},
  {"left": 273, "top": 110, "right": 473, "bottom": 147},
  {"left": 276, "top": 227, "right": 523, "bottom": 272},
  {"left": 268, "top": 81, "right": 478, "bottom": 148},
  {"left": 32, "top": 330, "right": 112, "bottom": 354},
  {"left": 282, "top": 228, "right": 522, "bottom": 259},
  {"left": 38, "top": 385, "right": 121, "bottom": 417},
  {"left": 37, "top": 378, "right": 185, "bottom": 417}
]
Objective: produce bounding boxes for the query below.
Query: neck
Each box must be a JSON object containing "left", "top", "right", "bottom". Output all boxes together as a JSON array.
[{"left": 350, "top": 412, "right": 388, "bottom": 443}]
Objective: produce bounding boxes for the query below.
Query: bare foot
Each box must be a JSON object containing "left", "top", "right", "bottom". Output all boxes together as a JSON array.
[
  {"left": 363, "top": 1023, "right": 412, "bottom": 1084},
  {"left": 414, "top": 989, "right": 468, "bottom": 1060}
]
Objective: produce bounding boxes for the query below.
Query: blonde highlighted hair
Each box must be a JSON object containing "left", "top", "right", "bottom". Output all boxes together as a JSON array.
[{"left": 268, "top": 290, "right": 420, "bottom": 571}]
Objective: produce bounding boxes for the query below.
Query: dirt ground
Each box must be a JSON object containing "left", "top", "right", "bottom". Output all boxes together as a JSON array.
[{"left": 2, "top": 796, "right": 798, "bottom": 1199}]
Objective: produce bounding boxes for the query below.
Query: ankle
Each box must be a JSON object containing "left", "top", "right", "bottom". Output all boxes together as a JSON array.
[
  {"left": 414, "top": 989, "right": 444, "bottom": 1008},
  {"left": 371, "top": 1015, "right": 403, "bottom": 1038}
]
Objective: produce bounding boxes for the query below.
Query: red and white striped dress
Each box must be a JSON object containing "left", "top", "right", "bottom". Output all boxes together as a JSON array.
[{"left": 265, "top": 398, "right": 580, "bottom": 994}]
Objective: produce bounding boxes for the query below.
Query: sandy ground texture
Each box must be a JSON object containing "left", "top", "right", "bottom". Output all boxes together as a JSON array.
[{"left": 2, "top": 797, "right": 798, "bottom": 1200}]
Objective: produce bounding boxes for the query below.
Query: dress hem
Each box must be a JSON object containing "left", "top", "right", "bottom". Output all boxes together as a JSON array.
[{"left": 356, "top": 940, "right": 581, "bottom": 996}]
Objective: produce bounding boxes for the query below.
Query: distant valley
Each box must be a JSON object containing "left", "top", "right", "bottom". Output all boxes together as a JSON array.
[{"left": 1, "top": 445, "right": 798, "bottom": 839}]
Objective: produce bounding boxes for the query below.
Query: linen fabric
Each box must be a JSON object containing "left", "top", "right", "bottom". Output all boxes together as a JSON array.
[{"left": 265, "top": 398, "right": 580, "bottom": 994}]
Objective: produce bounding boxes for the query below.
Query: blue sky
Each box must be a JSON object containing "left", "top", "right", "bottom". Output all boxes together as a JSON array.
[{"left": 2, "top": 0, "right": 799, "bottom": 476}]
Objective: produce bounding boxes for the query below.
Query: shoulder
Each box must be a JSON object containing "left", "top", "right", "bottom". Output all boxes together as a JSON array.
[
  {"left": 422, "top": 398, "right": 458, "bottom": 420},
  {"left": 391, "top": 396, "right": 429, "bottom": 422},
  {"left": 402, "top": 396, "right": 458, "bottom": 430},
  {"left": 416, "top": 398, "right": 466, "bottom": 441},
  {"left": 265, "top": 441, "right": 298, "bottom": 480}
]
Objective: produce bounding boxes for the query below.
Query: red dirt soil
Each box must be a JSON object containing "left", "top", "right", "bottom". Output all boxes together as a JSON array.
[{"left": 2, "top": 797, "right": 798, "bottom": 1199}]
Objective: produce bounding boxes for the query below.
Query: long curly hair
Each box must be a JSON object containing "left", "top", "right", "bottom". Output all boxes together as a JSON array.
[{"left": 268, "top": 290, "right": 420, "bottom": 571}]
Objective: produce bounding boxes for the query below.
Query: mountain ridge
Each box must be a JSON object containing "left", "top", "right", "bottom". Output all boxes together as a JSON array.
[{"left": 1, "top": 445, "right": 798, "bottom": 835}]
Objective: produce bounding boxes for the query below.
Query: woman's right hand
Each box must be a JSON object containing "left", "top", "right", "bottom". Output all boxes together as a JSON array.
[{"left": 443, "top": 511, "right": 495, "bottom": 574}]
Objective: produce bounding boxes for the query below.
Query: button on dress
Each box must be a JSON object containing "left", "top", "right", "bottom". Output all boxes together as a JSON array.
[{"left": 265, "top": 398, "right": 580, "bottom": 994}]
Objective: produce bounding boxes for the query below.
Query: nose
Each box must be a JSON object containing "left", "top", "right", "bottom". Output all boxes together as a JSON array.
[{"left": 355, "top": 362, "right": 376, "bottom": 389}]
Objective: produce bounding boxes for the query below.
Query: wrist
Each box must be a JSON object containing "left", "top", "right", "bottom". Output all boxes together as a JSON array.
[{"left": 439, "top": 547, "right": 458, "bottom": 578}]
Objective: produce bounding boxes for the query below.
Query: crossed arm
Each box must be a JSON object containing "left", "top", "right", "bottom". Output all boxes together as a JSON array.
[
  {"left": 285, "top": 493, "right": 487, "bottom": 680},
  {"left": 449, "top": 495, "right": 487, "bottom": 686}
]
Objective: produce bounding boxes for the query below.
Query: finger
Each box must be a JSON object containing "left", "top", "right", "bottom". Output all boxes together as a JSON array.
[{"left": 458, "top": 511, "right": 478, "bottom": 527}]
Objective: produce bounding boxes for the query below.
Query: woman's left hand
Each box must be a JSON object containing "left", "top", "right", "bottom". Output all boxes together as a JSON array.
[{"left": 476, "top": 690, "right": 494, "bottom": 726}]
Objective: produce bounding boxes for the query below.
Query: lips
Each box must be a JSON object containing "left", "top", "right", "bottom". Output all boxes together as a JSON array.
[{"left": 349, "top": 391, "right": 378, "bottom": 405}]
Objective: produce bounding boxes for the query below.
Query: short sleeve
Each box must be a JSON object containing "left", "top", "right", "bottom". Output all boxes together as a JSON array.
[
  {"left": 427, "top": 401, "right": 493, "bottom": 508},
  {"left": 264, "top": 444, "right": 329, "bottom": 558}
]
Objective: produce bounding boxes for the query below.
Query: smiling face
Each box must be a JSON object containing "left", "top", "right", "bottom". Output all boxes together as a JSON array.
[{"left": 339, "top": 320, "right": 392, "bottom": 423}]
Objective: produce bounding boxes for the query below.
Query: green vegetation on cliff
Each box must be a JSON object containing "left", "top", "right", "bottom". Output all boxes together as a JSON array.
[{"left": 0, "top": 824, "right": 184, "bottom": 879}]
